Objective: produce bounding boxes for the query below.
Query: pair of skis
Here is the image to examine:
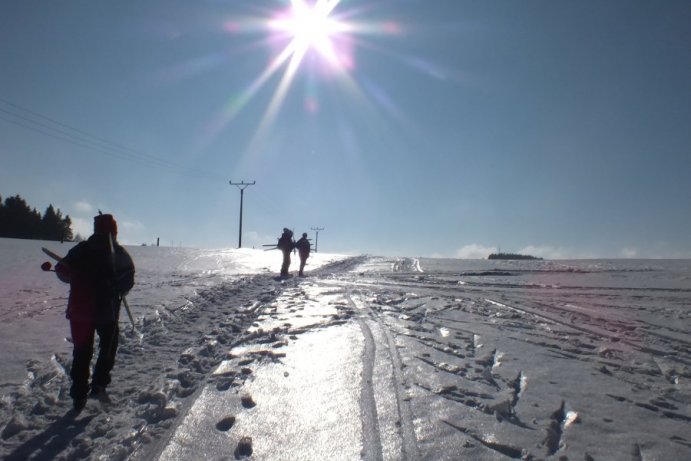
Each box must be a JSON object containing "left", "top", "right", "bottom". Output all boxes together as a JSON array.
[
  {"left": 41, "top": 245, "right": 137, "bottom": 331},
  {"left": 263, "top": 242, "right": 314, "bottom": 252}
]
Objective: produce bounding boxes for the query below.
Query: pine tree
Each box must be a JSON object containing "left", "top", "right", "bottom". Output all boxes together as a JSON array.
[
  {"left": 0, "top": 194, "right": 75, "bottom": 241},
  {"left": 0, "top": 195, "right": 5, "bottom": 236},
  {"left": 61, "top": 215, "right": 74, "bottom": 242},
  {"left": 41, "top": 204, "right": 62, "bottom": 240},
  {"left": 0, "top": 195, "right": 41, "bottom": 238}
]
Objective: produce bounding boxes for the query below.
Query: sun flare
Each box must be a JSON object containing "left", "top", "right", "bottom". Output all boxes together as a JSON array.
[
  {"left": 204, "top": 1, "right": 405, "bottom": 156},
  {"left": 269, "top": 0, "right": 347, "bottom": 69}
]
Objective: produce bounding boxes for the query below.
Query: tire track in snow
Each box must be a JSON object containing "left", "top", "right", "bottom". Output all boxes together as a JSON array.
[
  {"left": 345, "top": 289, "right": 420, "bottom": 461},
  {"left": 346, "top": 292, "right": 383, "bottom": 461},
  {"left": 377, "top": 312, "right": 421, "bottom": 461}
]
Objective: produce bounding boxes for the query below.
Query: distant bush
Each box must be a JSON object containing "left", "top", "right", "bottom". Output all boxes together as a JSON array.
[{"left": 0, "top": 194, "right": 74, "bottom": 241}]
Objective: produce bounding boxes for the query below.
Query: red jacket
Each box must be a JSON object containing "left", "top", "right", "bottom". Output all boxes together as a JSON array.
[{"left": 56, "top": 234, "right": 135, "bottom": 323}]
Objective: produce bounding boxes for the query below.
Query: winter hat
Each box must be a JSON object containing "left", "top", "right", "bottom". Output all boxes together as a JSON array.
[{"left": 94, "top": 213, "right": 117, "bottom": 236}]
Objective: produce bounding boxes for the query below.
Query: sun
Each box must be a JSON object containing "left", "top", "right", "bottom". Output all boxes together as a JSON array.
[
  {"left": 269, "top": 0, "right": 347, "bottom": 69},
  {"left": 241, "top": 0, "right": 352, "bottom": 143},
  {"left": 204, "top": 1, "right": 405, "bottom": 155}
]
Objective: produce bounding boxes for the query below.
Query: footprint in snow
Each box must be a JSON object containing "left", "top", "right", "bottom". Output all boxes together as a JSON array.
[
  {"left": 241, "top": 394, "right": 256, "bottom": 408},
  {"left": 216, "top": 415, "right": 236, "bottom": 431},
  {"left": 235, "top": 436, "right": 253, "bottom": 458},
  {"left": 216, "top": 379, "right": 233, "bottom": 391}
]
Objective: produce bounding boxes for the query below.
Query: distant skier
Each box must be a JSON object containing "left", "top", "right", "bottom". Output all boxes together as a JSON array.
[
  {"left": 276, "top": 228, "right": 295, "bottom": 277},
  {"left": 54, "top": 213, "right": 135, "bottom": 411},
  {"left": 295, "top": 232, "right": 311, "bottom": 277}
]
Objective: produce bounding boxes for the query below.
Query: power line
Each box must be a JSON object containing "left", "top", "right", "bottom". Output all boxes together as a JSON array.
[{"left": 0, "top": 97, "right": 226, "bottom": 181}]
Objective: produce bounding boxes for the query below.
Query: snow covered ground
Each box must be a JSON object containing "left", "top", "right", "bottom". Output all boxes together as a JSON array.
[{"left": 1, "top": 237, "right": 690, "bottom": 460}]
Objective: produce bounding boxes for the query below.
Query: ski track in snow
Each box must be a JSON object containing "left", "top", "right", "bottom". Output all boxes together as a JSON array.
[
  {"left": 345, "top": 258, "right": 691, "bottom": 460},
  {"left": 1, "top": 252, "right": 691, "bottom": 460}
]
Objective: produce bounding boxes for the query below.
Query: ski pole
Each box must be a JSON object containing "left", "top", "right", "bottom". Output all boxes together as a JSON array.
[{"left": 107, "top": 233, "right": 137, "bottom": 331}]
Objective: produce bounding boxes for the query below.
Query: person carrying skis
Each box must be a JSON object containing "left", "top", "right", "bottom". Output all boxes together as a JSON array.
[
  {"left": 295, "top": 232, "right": 311, "bottom": 277},
  {"left": 54, "top": 213, "right": 135, "bottom": 411},
  {"left": 276, "top": 228, "right": 294, "bottom": 277}
]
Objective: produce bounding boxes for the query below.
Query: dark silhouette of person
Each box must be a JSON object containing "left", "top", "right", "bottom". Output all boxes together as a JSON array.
[
  {"left": 276, "top": 228, "right": 295, "bottom": 277},
  {"left": 295, "top": 232, "right": 311, "bottom": 276},
  {"left": 55, "top": 213, "right": 135, "bottom": 411}
]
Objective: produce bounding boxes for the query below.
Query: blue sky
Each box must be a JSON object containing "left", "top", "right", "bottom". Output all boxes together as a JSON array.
[{"left": 1, "top": 0, "right": 689, "bottom": 258}]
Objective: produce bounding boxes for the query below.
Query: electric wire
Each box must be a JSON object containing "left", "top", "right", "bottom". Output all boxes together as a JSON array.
[{"left": 0, "top": 97, "right": 227, "bottom": 182}]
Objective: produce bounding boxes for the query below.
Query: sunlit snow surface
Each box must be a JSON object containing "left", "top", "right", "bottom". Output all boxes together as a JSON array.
[
  {"left": 1, "top": 238, "right": 690, "bottom": 460},
  {"left": 0, "top": 238, "right": 341, "bottom": 385}
]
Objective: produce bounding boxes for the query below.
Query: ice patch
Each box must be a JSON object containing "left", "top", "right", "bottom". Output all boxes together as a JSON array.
[
  {"left": 492, "top": 351, "right": 504, "bottom": 369},
  {"left": 564, "top": 410, "right": 579, "bottom": 428}
]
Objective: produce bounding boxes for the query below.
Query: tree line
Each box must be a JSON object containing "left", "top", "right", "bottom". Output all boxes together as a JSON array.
[
  {"left": 487, "top": 252, "right": 542, "bottom": 260},
  {"left": 0, "top": 194, "right": 74, "bottom": 241}
]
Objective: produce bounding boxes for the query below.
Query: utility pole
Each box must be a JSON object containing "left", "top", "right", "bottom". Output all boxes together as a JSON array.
[
  {"left": 229, "top": 180, "right": 255, "bottom": 248},
  {"left": 310, "top": 226, "right": 324, "bottom": 252}
]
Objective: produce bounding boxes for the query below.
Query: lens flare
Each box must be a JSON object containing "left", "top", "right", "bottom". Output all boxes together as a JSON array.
[
  {"left": 269, "top": 0, "right": 347, "bottom": 69},
  {"left": 198, "top": 1, "right": 410, "bottom": 158}
]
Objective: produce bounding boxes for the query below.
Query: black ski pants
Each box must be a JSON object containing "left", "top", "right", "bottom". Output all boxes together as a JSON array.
[
  {"left": 298, "top": 256, "right": 308, "bottom": 276},
  {"left": 281, "top": 251, "right": 292, "bottom": 276},
  {"left": 69, "top": 319, "right": 119, "bottom": 400}
]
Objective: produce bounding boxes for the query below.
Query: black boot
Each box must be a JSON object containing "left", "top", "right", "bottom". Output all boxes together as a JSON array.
[{"left": 73, "top": 398, "right": 87, "bottom": 411}]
